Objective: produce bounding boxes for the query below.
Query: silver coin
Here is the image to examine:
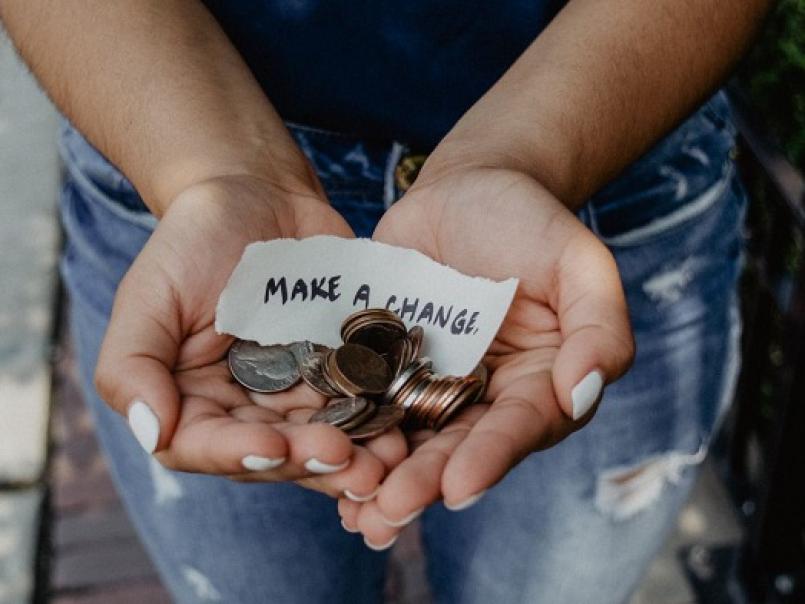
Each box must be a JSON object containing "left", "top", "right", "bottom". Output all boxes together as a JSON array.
[
  {"left": 228, "top": 340, "right": 300, "bottom": 393},
  {"left": 288, "top": 341, "right": 329, "bottom": 364},
  {"left": 288, "top": 341, "right": 315, "bottom": 363},
  {"left": 338, "top": 398, "right": 377, "bottom": 431},
  {"left": 308, "top": 397, "right": 370, "bottom": 428},
  {"left": 347, "top": 404, "right": 404, "bottom": 441}
]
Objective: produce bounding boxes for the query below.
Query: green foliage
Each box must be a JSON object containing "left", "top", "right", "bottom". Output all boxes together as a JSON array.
[{"left": 738, "top": 0, "right": 805, "bottom": 171}]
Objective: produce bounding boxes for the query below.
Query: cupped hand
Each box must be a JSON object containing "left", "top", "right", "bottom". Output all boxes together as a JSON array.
[
  {"left": 94, "top": 174, "right": 407, "bottom": 498},
  {"left": 341, "top": 167, "right": 634, "bottom": 547}
]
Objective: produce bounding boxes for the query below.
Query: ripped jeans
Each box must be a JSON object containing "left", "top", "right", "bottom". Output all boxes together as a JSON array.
[{"left": 58, "top": 91, "right": 746, "bottom": 604}]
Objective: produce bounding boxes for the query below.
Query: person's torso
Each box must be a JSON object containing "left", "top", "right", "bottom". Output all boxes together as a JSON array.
[{"left": 201, "top": 0, "right": 566, "bottom": 149}]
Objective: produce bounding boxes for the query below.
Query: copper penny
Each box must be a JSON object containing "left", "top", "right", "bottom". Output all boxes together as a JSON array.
[
  {"left": 331, "top": 343, "right": 393, "bottom": 395},
  {"left": 299, "top": 351, "right": 342, "bottom": 397},
  {"left": 407, "top": 326, "right": 424, "bottom": 360}
]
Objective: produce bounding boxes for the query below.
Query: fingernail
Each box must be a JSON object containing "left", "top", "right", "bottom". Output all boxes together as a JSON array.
[
  {"left": 127, "top": 400, "right": 159, "bottom": 454},
  {"left": 364, "top": 534, "right": 398, "bottom": 552},
  {"left": 305, "top": 457, "right": 350, "bottom": 474},
  {"left": 571, "top": 370, "right": 604, "bottom": 420},
  {"left": 341, "top": 519, "right": 359, "bottom": 534},
  {"left": 344, "top": 487, "right": 379, "bottom": 502},
  {"left": 241, "top": 455, "right": 286, "bottom": 471},
  {"left": 445, "top": 490, "right": 486, "bottom": 511},
  {"left": 381, "top": 507, "right": 424, "bottom": 528}
]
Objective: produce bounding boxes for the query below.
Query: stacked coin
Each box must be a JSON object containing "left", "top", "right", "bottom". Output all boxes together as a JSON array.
[
  {"left": 383, "top": 357, "right": 485, "bottom": 430},
  {"left": 227, "top": 308, "right": 487, "bottom": 440}
]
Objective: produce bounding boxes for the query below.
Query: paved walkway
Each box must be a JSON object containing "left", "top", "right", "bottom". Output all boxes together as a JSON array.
[{"left": 0, "top": 34, "right": 59, "bottom": 604}]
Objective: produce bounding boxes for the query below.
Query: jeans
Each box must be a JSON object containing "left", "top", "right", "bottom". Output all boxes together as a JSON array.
[{"left": 59, "top": 91, "right": 746, "bottom": 604}]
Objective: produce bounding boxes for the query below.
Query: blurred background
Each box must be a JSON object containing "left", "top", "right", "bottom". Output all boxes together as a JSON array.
[{"left": 0, "top": 3, "right": 803, "bottom": 603}]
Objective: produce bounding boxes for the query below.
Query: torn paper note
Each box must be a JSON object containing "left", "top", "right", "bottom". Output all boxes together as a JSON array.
[{"left": 215, "top": 236, "right": 518, "bottom": 376}]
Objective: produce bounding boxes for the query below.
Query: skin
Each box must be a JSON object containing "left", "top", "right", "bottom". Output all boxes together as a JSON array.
[{"left": 1, "top": 0, "right": 771, "bottom": 548}]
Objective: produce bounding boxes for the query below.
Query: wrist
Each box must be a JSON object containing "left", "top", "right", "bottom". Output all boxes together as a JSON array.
[
  {"left": 418, "top": 125, "right": 584, "bottom": 209},
  {"left": 147, "top": 144, "right": 325, "bottom": 217}
]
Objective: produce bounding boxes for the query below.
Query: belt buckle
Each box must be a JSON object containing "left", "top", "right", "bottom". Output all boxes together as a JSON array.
[{"left": 394, "top": 154, "right": 428, "bottom": 193}]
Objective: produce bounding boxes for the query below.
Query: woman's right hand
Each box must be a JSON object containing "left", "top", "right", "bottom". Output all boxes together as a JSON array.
[{"left": 94, "top": 174, "right": 407, "bottom": 500}]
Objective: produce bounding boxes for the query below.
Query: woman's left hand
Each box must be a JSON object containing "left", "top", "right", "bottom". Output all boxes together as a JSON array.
[{"left": 337, "top": 166, "right": 635, "bottom": 548}]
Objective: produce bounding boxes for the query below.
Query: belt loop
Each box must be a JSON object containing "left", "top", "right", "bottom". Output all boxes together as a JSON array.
[{"left": 384, "top": 141, "right": 407, "bottom": 209}]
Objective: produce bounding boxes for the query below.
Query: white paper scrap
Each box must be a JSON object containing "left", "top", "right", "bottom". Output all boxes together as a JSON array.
[{"left": 215, "top": 236, "right": 518, "bottom": 376}]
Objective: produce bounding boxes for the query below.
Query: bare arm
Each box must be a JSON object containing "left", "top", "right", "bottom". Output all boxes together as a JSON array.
[
  {"left": 0, "top": 0, "right": 318, "bottom": 215},
  {"left": 423, "top": 0, "right": 772, "bottom": 207}
]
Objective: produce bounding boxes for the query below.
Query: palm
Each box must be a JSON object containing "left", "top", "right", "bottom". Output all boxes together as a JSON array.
[
  {"left": 375, "top": 169, "right": 580, "bottom": 485},
  {"left": 339, "top": 168, "right": 633, "bottom": 540},
  {"left": 97, "top": 175, "right": 406, "bottom": 496}
]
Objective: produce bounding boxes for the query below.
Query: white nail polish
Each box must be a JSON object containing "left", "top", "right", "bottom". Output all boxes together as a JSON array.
[
  {"left": 341, "top": 519, "right": 359, "bottom": 534},
  {"left": 344, "top": 487, "right": 379, "bottom": 502},
  {"left": 364, "top": 534, "right": 398, "bottom": 552},
  {"left": 381, "top": 507, "right": 424, "bottom": 528},
  {"left": 571, "top": 370, "right": 604, "bottom": 420},
  {"left": 445, "top": 490, "right": 487, "bottom": 511},
  {"left": 127, "top": 400, "right": 159, "bottom": 454},
  {"left": 241, "top": 455, "right": 286, "bottom": 472},
  {"left": 304, "top": 457, "right": 350, "bottom": 474}
]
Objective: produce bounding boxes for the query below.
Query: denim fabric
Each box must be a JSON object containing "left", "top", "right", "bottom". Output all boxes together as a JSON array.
[{"left": 59, "top": 91, "right": 746, "bottom": 604}]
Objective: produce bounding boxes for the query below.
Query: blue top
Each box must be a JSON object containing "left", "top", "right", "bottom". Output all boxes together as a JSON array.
[{"left": 201, "top": 1, "right": 566, "bottom": 149}]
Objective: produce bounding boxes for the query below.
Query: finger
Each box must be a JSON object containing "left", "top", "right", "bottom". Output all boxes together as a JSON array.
[
  {"left": 338, "top": 498, "right": 362, "bottom": 532},
  {"left": 362, "top": 428, "right": 408, "bottom": 471},
  {"left": 441, "top": 373, "right": 566, "bottom": 507},
  {"left": 372, "top": 410, "right": 480, "bottom": 528},
  {"left": 272, "top": 421, "right": 354, "bottom": 473},
  {"left": 160, "top": 401, "right": 289, "bottom": 474},
  {"left": 95, "top": 266, "right": 181, "bottom": 453},
  {"left": 162, "top": 398, "right": 353, "bottom": 477},
  {"left": 296, "top": 446, "right": 386, "bottom": 500},
  {"left": 229, "top": 404, "right": 284, "bottom": 423},
  {"left": 553, "top": 236, "right": 635, "bottom": 420},
  {"left": 356, "top": 501, "right": 403, "bottom": 551}
]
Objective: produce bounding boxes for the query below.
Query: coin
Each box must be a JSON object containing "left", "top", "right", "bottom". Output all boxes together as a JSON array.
[
  {"left": 341, "top": 308, "right": 407, "bottom": 354},
  {"left": 384, "top": 357, "right": 432, "bottom": 405},
  {"left": 228, "top": 340, "right": 300, "bottom": 393},
  {"left": 338, "top": 398, "right": 378, "bottom": 431},
  {"left": 471, "top": 362, "right": 489, "bottom": 403},
  {"left": 347, "top": 404, "right": 405, "bottom": 441},
  {"left": 407, "top": 326, "right": 424, "bottom": 359},
  {"left": 308, "top": 397, "right": 370, "bottom": 428},
  {"left": 299, "top": 351, "right": 342, "bottom": 397},
  {"left": 384, "top": 336, "right": 413, "bottom": 378},
  {"left": 434, "top": 379, "right": 484, "bottom": 429},
  {"left": 330, "top": 344, "right": 393, "bottom": 396}
]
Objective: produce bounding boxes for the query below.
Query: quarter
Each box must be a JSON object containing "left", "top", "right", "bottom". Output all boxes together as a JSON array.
[{"left": 228, "top": 340, "right": 301, "bottom": 393}]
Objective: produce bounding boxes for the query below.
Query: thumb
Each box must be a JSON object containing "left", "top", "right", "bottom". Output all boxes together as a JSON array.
[
  {"left": 551, "top": 237, "right": 635, "bottom": 421},
  {"left": 94, "top": 267, "right": 181, "bottom": 454}
]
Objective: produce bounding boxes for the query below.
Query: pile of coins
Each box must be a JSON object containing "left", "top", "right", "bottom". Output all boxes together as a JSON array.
[{"left": 228, "top": 308, "right": 487, "bottom": 440}]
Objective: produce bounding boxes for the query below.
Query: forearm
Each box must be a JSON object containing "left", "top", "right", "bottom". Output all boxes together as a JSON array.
[
  {"left": 423, "top": 0, "right": 772, "bottom": 208},
  {"left": 1, "top": 0, "right": 317, "bottom": 215}
]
